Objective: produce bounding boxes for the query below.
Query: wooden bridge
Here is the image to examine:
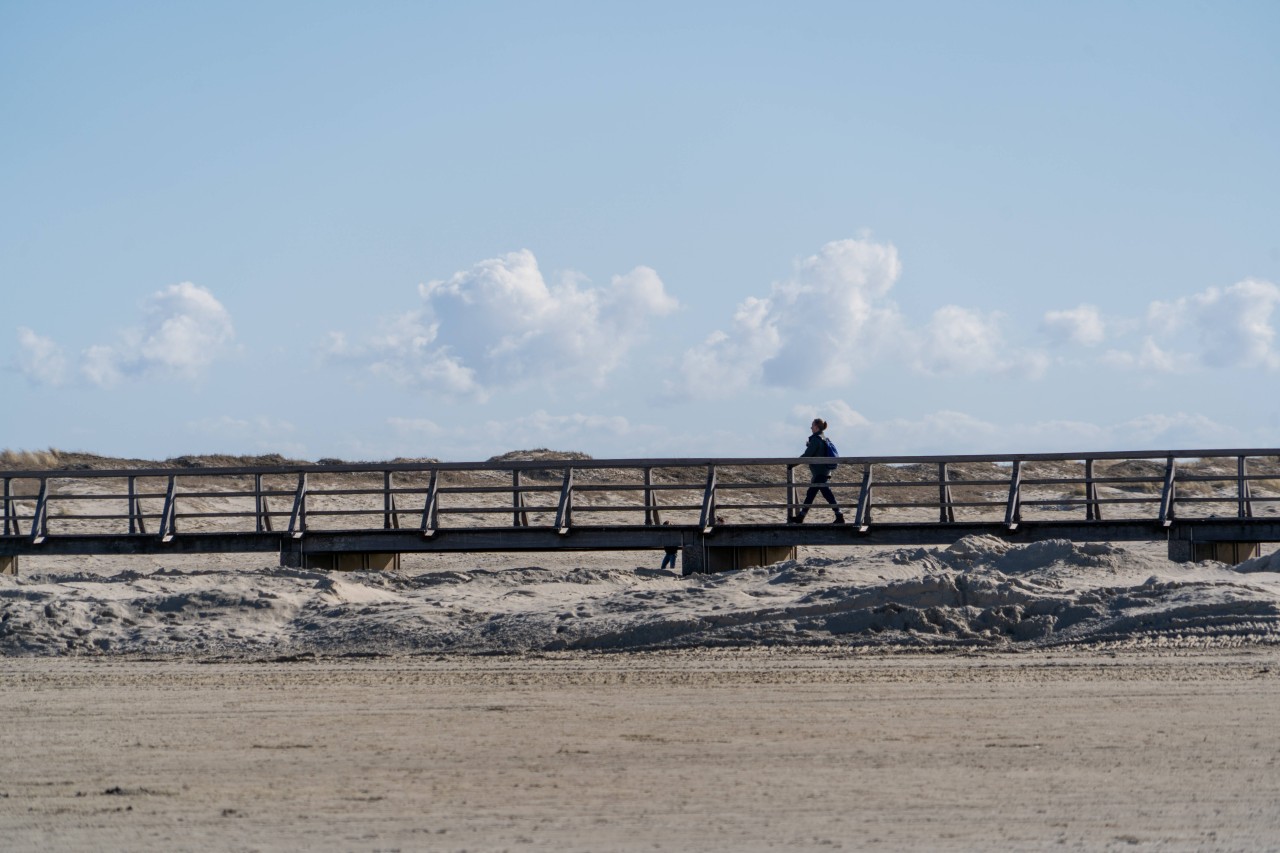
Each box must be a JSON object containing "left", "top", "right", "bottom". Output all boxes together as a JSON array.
[{"left": 3, "top": 448, "right": 1279, "bottom": 575}]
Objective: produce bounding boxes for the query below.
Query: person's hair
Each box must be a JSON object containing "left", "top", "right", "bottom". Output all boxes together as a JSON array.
[{"left": 812, "top": 418, "right": 828, "bottom": 432}]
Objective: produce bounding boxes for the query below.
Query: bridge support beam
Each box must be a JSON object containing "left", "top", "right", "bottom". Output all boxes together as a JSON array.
[
  {"left": 279, "top": 545, "right": 400, "bottom": 571},
  {"left": 684, "top": 543, "right": 796, "bottom": 575},
  {"left": 0, "top": 555, "right": 16, "bottom": 575},
  {"left": 1169, "top": 539, "right": 1264, "bottom": 564}
]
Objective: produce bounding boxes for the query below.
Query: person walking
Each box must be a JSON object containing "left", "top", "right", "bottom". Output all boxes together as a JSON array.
[
  {"left": 659, "top": 521, "right": 679, "bottom": 570},
  {"left": 790, "top": 418, "right": 845, "bottom": 524}
]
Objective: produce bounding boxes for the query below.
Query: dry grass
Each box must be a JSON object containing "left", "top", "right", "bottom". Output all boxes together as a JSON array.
[{"left": 0, "top": 448, "right": 67, "bottom": 470}]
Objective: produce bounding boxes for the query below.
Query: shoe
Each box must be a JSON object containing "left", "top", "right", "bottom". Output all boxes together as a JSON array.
[
  {"left": 832, "top": 513, "right": 846, "bottom": 525},
  {"left": 788, "top": 513, "right": 806, "bottom": 525}
]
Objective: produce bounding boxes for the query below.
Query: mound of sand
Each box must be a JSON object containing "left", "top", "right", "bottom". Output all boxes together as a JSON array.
[{"left": 4, "top": 537, "right": 1279, "bottom": 658}]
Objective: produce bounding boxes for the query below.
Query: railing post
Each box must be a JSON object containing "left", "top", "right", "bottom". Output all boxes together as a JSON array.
[
  {"left": 512, "top": 469, "right": 528, "bottom": 527},
  {"left": 643, "top": 467, "right": 658, "bottom": 526},
  {"left": 854, "top": 465, "right": 874, "bottom": 532},
  {"left": 3, "top": 477, "right": 12, "bottom": 536},
  {"left": 420, "top": 469, "right": 439, "bottom": 537},
  {"left": 30, "top": 478, "right": 48, "bottom": 544},
  {"left": 287, "top": 472, "right": 307, "bottom": 539},
  {"left": 255, "top": 473, "right": 270, "bottom": 532},
  {"left": 787, "top": 465, "right": 797, "bottom": 523},
  {"left": 1239, "top": 456, "right": 1253, "bottom": 519},
  {"left": 1004, "top": 460, "right": 1022, "bottom": 530},
  {"left": 384, "top": 471, "right": 399, "bottom": 530},
  {"left": 128, "top": 476, "right": 138, "bottom": 535},
  {"left": 938, "top": 462, "right": 955, "bottom": 523},
  {"left": 1085, "top": 458, "right": 1102, "bottom": 520},
  {"left": 698, "top": 465, "right": 717, "bottom": 532},
  {"left": 555, "top": 467, "right": 574, "bottom": 534},
  {"left": 1158, "top": 457, "right": 1177, "bottom": 527},
  {"left": 158, "top": 475, "right": 177, "bottom": 542}
]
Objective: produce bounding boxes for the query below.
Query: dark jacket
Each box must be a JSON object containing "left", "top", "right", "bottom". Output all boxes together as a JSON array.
[{"left": 802, "top": 432, "right": 837, "bottom": 479}]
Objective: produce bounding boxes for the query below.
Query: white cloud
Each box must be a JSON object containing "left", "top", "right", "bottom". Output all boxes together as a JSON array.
[
  {"left": 336, "top": 250, "right": 678, "bottom": 398},
  {"left": 915, "top": 306, "right": 1009, "bottom": 375},
  {"left": 672, "top": 238, "right": 905, "bottom": 397},
  {"left": 1095, "top": 278, "right": 1280, "bottom": 374},
  {"left": 13, "top": 283, "right": 235, "bottom": 388},
  {"left": 15, "top": 327, "right": 69, "bottom": 387},
  {"left": 82, "top": 282, "right": 235, "bottom": 386},
  {"left": 1042, "top": 304, "right": 1105, "bottom": 347},
  {"left": 1102, "top": 337, "right": 1191, "bottom": 373},
  {"left": 671, "top": 238, "right": 1052, "bottom": 398}
]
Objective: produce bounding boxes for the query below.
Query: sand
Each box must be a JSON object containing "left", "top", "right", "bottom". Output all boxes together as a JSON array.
[
  {"left": 3, "top": 649, "right": 1280, "bottom": 851},
  {"left": 5, "top": 537, "right": 1280, "bottom": 657},
  {"left": 6, "top": 504, "right": 1280, "bottom": 849}
]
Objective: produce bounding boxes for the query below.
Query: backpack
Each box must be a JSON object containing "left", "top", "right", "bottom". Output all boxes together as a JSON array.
[{"left": 820, "top": 435, "right": 838, "bottom": 471}]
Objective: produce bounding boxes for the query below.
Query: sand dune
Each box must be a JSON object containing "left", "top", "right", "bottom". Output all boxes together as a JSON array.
[{"left": 5, "top": 536, "right": 1279, "bottom": 658}]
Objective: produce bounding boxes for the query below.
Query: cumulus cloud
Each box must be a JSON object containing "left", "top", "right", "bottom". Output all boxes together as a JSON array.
[
  {"left": 335, "top": 250, "right": 678, "bottom": 398},
  {"left": 15, "top": 327, "right": 69, "bottom": 387},
  {"left": 1102, "top": 337, "right": 1192, "bottom": 373},
  {"left": 12, "top": 283, "right": 235, "bottom": 388},
  {"left": 1042, "top": 304, "right": 1105, "bottom": 347},
  {"left": 672, "top": 238, "right": 905, "bottom": 397},
  {"left": 672, "top": 238, "right": 1052, "bottom": 397},
  {"left": 1086, "top": 279, "right": 1280, "bottom": 374},
  {"left": 914, "top": 306, "right": 1044, "bottom": 377}
]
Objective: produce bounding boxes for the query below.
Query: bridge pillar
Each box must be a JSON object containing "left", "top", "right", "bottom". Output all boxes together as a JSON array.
[
  {"left": 302, "top": 552, "right": 401, "bottom": 571},
  {"left": 279, "top": 546, "right": 400, "bottom": 571},
  {"left": 1169, "top": 539, "right": 1264, "bottom": 564},
  {"left": 680, "top": 543, "right": 706, "bottom": 576},
  {"left": 684, "top": 543, "right": 796, "bottom": 575},
  {"left": 0, "top": 555, "right": 16, "bottom": 576}
]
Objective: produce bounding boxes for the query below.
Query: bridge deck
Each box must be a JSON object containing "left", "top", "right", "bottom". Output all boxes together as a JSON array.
[{"left": 3, "top": 449, "right": 1279, "bottom": 568}]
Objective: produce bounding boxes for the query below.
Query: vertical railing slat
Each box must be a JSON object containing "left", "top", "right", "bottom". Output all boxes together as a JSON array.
[
  {"left": 1004, "top": 460, "right": 1022, "bottom": 530},
  {"left": 939, "top": 462, "right": 955, "bottom": 523},
  {"left": 420, "top": 470, "right": 439, "bottom": 537},
  {"left": 854, "top": 465, "right": 874, "bottom": 531},
  {"left": 698, "top": 465, "right": 717, "bottom": 532},
  {"left": 1239, "top": 456, "right": 1253, "bottom": 519},
  {"left": 1158, "top": 457, "right": 1177, "bottom": 527},
  {"left": 555, "top": 467, "right": 574, "bottom": 534}
]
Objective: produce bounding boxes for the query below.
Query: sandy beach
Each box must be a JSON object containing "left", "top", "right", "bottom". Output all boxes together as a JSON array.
[
  {"left": 6, "top": 457, "right": 1280, "bottom": 850},
  {"left": 4, "top": 649, "right": 1279, "bottom": 852}
]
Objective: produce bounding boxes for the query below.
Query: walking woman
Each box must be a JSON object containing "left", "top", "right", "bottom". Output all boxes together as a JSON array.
[{"left": 791, "top": 418, "right": 845, "bottom": 524}]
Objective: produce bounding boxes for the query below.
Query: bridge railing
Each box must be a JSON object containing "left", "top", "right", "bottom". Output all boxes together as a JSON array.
[{"left": 3, "top": 450, "right": 1280, "bottom": 546}]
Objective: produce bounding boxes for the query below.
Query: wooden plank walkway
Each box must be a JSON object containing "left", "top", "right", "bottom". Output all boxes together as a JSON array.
[{"left": 3, "top": 449, "right": 1280, "bottom": 570}]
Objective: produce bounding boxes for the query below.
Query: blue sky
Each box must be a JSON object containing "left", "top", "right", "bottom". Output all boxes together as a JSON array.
[{"left": 3, "top": 1, "right": 1278, "bottom": 461}]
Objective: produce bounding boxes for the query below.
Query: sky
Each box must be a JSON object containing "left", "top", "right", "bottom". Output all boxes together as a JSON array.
[{"left": 3, "top": 0, "right": 1279, "bottom": 462}]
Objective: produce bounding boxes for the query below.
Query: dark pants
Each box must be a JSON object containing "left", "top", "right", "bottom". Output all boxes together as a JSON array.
[
  {"left": 661, "top": 549, "right": 678, "bottom": 570},
  {"left": 800, "top": 469, "right": 840, "bottom": 516}
]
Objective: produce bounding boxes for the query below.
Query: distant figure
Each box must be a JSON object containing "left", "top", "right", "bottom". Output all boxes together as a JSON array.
[
  {"left": 660, "top": 521, "right": 679, "bottom": 570},
  {"left": 791, "top": 417, "right": 845, "bottom": 524}
]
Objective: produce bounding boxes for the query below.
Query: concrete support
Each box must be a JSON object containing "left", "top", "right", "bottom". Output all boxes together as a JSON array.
[
  {"left": 1169, "top": 539, "right": 1264, "bottom": 564},
  {"left": 681, "top": 543, "right": 797, "bottom": 575},
  {"left": 303, "top": 552, "right": 400, "bottom": 571},
  {"left": 680, "top": 542, "right": 706, "bottom": 576},
  {"left": 279, "top": 547, "right": 400, "bottom": 571},
  {"left": 1193, "top": 541, "right": 1262, "bottom": 564},
  {"left": 0, "top": 555, "right": 17, "bottom": 576},
  {"left": 706, "top": 545, "right": 797, "bottom": 573}
]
